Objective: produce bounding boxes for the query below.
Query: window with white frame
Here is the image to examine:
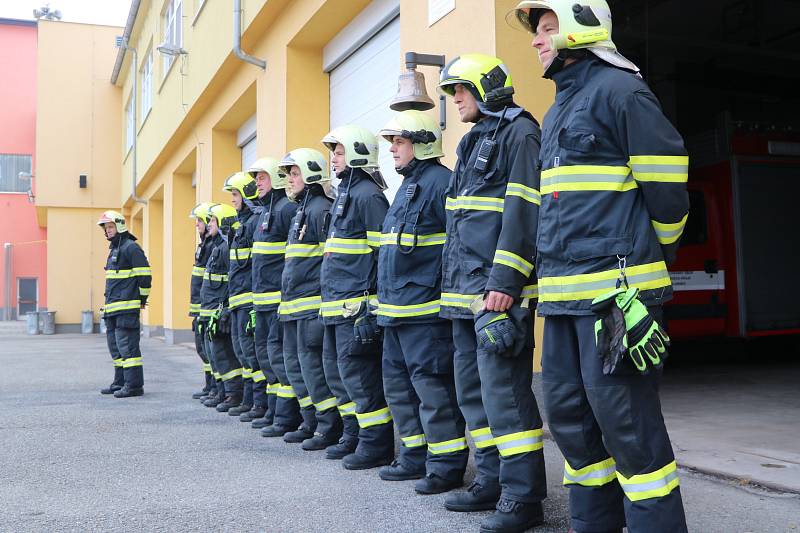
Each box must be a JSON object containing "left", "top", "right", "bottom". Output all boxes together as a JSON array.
[
  {"left": 162, "top": 0, "right": 183, "bottom": 76},
  {"left": 125, "top": 94, "right": 134, "bottom": 153},
  {"left": 140, "top": 48, "right": 152, "bottom": 120}
]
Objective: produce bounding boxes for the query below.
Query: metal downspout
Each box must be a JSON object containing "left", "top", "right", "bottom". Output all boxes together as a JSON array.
[{"left": 233, "top": 0, "right": 266, "bottom": 70}]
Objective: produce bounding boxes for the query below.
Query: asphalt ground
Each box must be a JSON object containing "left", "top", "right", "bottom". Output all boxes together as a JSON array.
[{"left": 1, "top": 333, "right": 798, "bottom": 532}]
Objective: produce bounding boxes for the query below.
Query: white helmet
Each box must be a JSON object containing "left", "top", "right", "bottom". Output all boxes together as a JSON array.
[{"left": 378, "top": 110, "right": 444, "bottom": 161}]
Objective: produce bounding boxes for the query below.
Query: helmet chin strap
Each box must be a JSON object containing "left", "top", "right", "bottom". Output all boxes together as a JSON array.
[{"left": 543, "top": 50, "right": 568, "bottom": 79}]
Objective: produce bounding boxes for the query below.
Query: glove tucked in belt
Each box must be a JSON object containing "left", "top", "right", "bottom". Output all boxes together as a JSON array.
[
  {"left": 591, "top": 287, "right": 670, "bottom": 375},
  {"left": 245, "top": 309, "right": 256, "bottom": 337},
  {"left": 474, "top": 304, "right": 530, "bottom": 358}
]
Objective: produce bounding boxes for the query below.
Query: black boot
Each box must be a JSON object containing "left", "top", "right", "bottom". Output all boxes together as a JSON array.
[
  {"left": 261, "top": 424, "right": 293, "bottom": 437},
  {"left": 228, "top": 403, "right": 253, "bottom": 417},
  {"left": 301, "top": 432, "right": 341, "bottom": 451},
  {"left": 251, "top": 417, "right": 272, "bottom": 429},
  {"left": 479, "top": 499, "right": 543, "bottom": 533},
  {"left": 113, "top": 386, "right": 144, "bottom": 398},
  {"left": 444, "top": 481, "right": 501, "bottom": 512},
  {"left": 342, "top": 452, "right": 393, "bottom": 471},
  {"left": 240, "top": 406, "right": 266, "bottom": 422},
  {"left": 100, "top": 384, "right": 123, "bottom": 395},
  {"left": 216, "top": 394, "right": 242, "bottom": 412},
  {"left": 284, "top": 425, "right": 315, "bottom": 444},
  {"left": 101, "top": 367, "right": 125, "bottom": 394},
  {"left": 379, "top": 460, "right": 426, "bottom": 481},
  {"left": 193, "top": 373, "right": 213, "bottom": 398},
  {"left": 325, "top": 437, "right": 358, "bottom": 460},
  {"left": 415, "top": 473, "right": 464, "bottom": 495}
]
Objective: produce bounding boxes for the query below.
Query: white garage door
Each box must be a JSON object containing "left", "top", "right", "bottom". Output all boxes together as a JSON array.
[
  {"left": 329, "top": 16, "right": 401, "bottom": 201},
  {"left": 238, "top": 113, "right": 258, "bottom": 170}
]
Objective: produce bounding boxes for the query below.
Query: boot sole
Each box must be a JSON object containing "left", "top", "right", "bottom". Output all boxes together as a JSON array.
[
  {"left": 380, "top": 472, "right": 425, "bottom": 482},
  {"left": 444, "top": 501, "right": 499, "bottom": 513},
  {"left": 479, "top": 517, "right": 544, "bottom": 533},
  {"left": 415, "top": 482, "right": 463, "bottom": 495},
  {"left": 342, "top": 459, "right": 393, "bottom": 471}
]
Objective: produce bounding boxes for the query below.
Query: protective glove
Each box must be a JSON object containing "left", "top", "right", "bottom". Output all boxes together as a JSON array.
[
  {"left": 207, "top": 308, "right": 221, "bottom": 339},
  {"left": 474, "top": 305, "right": 529, "bottom": 358},
  {"left": 591, "top": 287, "right": 670, "bottom": 375},
  {"left": 191, "top": 317, "right": 197, "bottom": 332},
  {"left": 197, "top": 321, "right": 204, "bottom": 336},
  {"left": 244, "top": 309, "right": 256, "bottom": 337},
  {"left": 219, "top": 308, "right": 232, "bottom": 335},
  {"left": 353, "top": 299, "right": 381, "bottom": 346}
]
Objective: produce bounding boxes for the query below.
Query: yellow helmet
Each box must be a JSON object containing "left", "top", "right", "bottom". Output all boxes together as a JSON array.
[
  {"left": 97, "top": 210, "right": 127, "bottom": 233},
  {"left": 247, "top": 157, "right": 288, "bottom": 190},
  {"left": 189, "top": 202, "right": 214, "bottom": 224},
  {"left": 438, "top": 54, "right": 513, "bottom": 104},
  {"left": 208, "top": 203, "right": 240, "bottom": 232},
  {"left": 509, "top": 0, "right": 638, "bottom": 74},
  {"left": 222, "top": 171, "right": 259, "bottom": 200},
  {"left": 378, "top": 110, "right": 443, "bottom": 161},
  {"left": 321, "top": 125, "right": 380, "bottom": 169},
  {"left": 278, "top": 148, "right": 330, "bottom": 185}
]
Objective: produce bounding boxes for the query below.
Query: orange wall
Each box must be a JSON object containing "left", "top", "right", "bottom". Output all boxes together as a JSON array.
[{"left": 0, "top": 20, "right": 46, "bottom": 315}]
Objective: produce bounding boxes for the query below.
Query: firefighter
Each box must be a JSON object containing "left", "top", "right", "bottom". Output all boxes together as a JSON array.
[
  {"left": 189, "top": 202, "right": 217, "bottom": 401},
  {"left": 221, "top": 172, "right": 262, "bottom": 417},
  {"left": 319, "top": 125, "right": 393, "bottom": 470},
  {"left": 278, "top": 148, "right": 344, "bottom": 449},
  {"left": 375, "top": 110, "right": 468, "bottom": 494},
  {"left": 438, "top": 54, "right": 547, "bottom": 532},
  {"left": 243, "top": 157, "right": 296, "bottom": 429},
  {"left": 201, "top": 203, "right": 244, "bottom": 410},
  {"left": 98, "top": 210, "right": 151, "bottom": 398},
  {"left": 510, "top": 2, "right": 690, "bottom": 532}
]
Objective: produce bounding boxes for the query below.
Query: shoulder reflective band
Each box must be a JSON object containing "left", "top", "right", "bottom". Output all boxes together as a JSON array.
[
  {"left": 469, "top": 427, "right": 495, "bottom": 449},
  {"left": 629, "top": 155, "right": 689, "bottom": 183},
  {"left": 493, "top": 429, "right": 543, "bottom": 456},
  {"left": 253, "top": 291, "right": 281, "bottom": 306},
  {"left": 428, "top": 436, "right": 468, "bottom": 455},
  {"left": 228, "top": 292, "right": 254, "bottom": 309},
  {"left": 616, "top": 460, "right": 680, "bottom": 501},
  {"left": 651, "top": 214, "right": 688, "bottom": 245},
  {"left": 285, "top": 243, "right": 325, "bottom": 258},
  {"left": 441, "top": 293, "right": 481, "bottom": 309},
  {"left": 252, "top": 241, "right": 287, "bottom": 255},
  {"left": 314, "top": 396, "right": 338, "bottom": 412},
  {"left": 230, "top": 247, "right": 252, "bottom": 260},
  {"left": 203, "top": 272, "right": 228, "bottom": 282},
  {"left": 376, "top": 300, "right": 441, "bottom": 318},
  {"left": 105, "top": 267, "right": 152, "bottom": 279},
  {"left": 563, "top": 457, "right": 617, "bottom": 487},
  {"left": 278, "top": 295, "right": 322, "bottom": 315},
  {"left": 355, "top": 406, "right": 393, "bottom": 428},
  {"left": 192, "top": 266, "right": 205, "bottom": 277},
  {"left": 541, "top": 165, "right": 636, "bottom": 195},
  {"left": 538, "top": 261, "right": 671, "bottom": 303},
  {"left": 445, "top": 196, "right": 504, "bottom": 212},
  {"left": 401, "top": 434, "right": 427, "bottom": 448},
  {"left": 104, "top": 300, "right": 142, "bottom": 313},
  {"left": 337, "top": 401, "right": 357, "bottom": 416},
  {"left": 493, "top": 249, "right": 534, "bottom": 277},
  {"left": 505, "top": 183, "right": 541, "bottom": 205},
  {"left": 324, "top": 237, "right": 371, "bottom": 255},
  {"left": 380, "top": 232, "right": 446, "bottom": 247}
]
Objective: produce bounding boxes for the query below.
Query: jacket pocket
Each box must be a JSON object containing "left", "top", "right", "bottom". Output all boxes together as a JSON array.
[
  {"left": 566, "top": 236, "right": 633, "bottom": 262},
  {"left": 392, "top": 268, "right": 440, "bottom": 290},
  {"left": 558, "top": 128, "right": 598, "bottom": 154}
]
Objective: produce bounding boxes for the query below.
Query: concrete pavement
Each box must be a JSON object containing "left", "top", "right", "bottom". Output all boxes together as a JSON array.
[{"left": 1, "top": 332, "right": 798, "bottom": 532}]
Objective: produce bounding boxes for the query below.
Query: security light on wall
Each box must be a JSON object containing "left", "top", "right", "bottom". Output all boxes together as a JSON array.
[{"left": 157, "top": 42, "right": 188, "bottom": 56}]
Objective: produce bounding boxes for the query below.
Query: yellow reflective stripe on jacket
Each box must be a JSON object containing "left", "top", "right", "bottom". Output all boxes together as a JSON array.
[
  {"left": 401, "top": 434, "right": 427, "bottom": 448},
  {"left": 651, "top": 214, "right": 688, "bottom": 245},
  {"left": 505, "top": 183, "right": 541, "bottom": 205},
  {"left": 616, "top": 460, "right": 680, "bottom": 501},
  {"left": 298, "top": 395, "right": 313, "bottom": 408},
  {"left": 314, "top": 397, "right": 338, "bottom": 412},
  {"left": 253, "top": 291, "right": 281, "bottom": 306},
  {"left": 229, "top": 248, "right": 252, "bottom": 260},
  {"left": 252, "top": 241, "right": 287, "bottom": 254},
  {"left": 376, "top": 299, "right": 440, "bottom": 318},
  {"left": 104, "top": 300, "right": 142, "bottom": 312},
  {"left": 228, "top": 292, "right": 253, "bottom": 309},
  {"left": 494, "top": 429, "right": 544, "bottom": 457},
  {"left": 446, "top": 196, "right": 505, "bottom": 213},
  {"left": 199, "top": 308, "right": 217, "bottom": 317},
  {"left": 192, "top": 266, "right": 205, "bottom": 277},
  {"left": 132, "top": 267, "right": 152, "bottom": 276},
  {"left": 139, "top": 287, "right": 151, "bottom": 296},
  {"left": 202, "top": 363, "right": 212, "bottom": 373},
  {"left": 121, "top": 357, "right": 143, "bottom": 368},
  {"left": 105, "top": 267, "right": 152, "bottom": 279},
  {"left": 324, "top": 237, "right": 371, "bottom": 255},
  {"left": 428, "top": 436, "right": 468, "bottom": 455},
  {"left": 493, "top": 249, "right": 534, "bottom": 277},
  {"left": 469, "top": 427, "right": 495, "bottom": 449},
  {"left": 277, "top": 384, "right": 296, "bottom": 398},
  {"left": 380, "top": 232, "right": 446, "bottom": 247},
  {"left": 221, "top": 368, "right": 243, "bottom": 381},
  {"left": 521, "top": 284, "right": 539, "bottom": 299},
  {"left": 538, "top": 261, "right": 671, "bottom": 303},
  {"left": 629, "top": 155, "right": 689, "bottom": 183},
  {"left": 356, "top": 406, "right": 393, "bottom": 428},
  {"left": 541, "top": 165, "right": 636, "bottom": 194},
  {"left": 337, "top": 401, "right": 357, "bottom": 416},
  {"left": 213, "top": 372, "right": 222, "bottom": 380},
  {"left": 366, "top": 231, "right": 382, "bottom": 248},
  {"left": 189, "top": 303, "right": 201, "bottom": 313},
  {"left": 319, "top": 295, "right": 377, "bottom": 317},
  {"left": 279, "top": 295, "right": 323, "bottom": 315},
  {"left": 563, "top": 457, "right": 617, "bottom": 487},
  {"left": 251, "top": 370, "right": 265, "bottom": 382},
  {"left": 203, "top": 272, "right": 228, "bottom": 282},
  {"left": 285, "top": 243, "right": 325, "bottom": 258},
  {"left": 441, "top": 293, "right": 480, "bottom": 309}
]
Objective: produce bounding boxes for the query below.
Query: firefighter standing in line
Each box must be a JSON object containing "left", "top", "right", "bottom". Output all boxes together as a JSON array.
[
  {"left": 242, "top": 158, "right": 297, "bottom": 429},
  {"left": 278, "top": 148, "right": 344, "bottom": 450},
  {"left": 221, "top": 172, "right": 262, "bottom": 417},
  {"left": 375, "top": 110, "right": 468, "bottom": 494},
  {"left": 188, "top": 202, "right": 217, "bottom": 401},
  {"left": 320, "top": 126, "right": 394, "bottom": 471},
  {"left": 510, "top": 2, "right": 689, "bottom": 532},
  {"left": 201, "top": 203, "right": 244, "bottom": 409},
  {"left": 98, "top": 210, "right": 151, "bottom": 398},
  {"left": 438, "top": 54, "right": 547, "bottom": 533}
]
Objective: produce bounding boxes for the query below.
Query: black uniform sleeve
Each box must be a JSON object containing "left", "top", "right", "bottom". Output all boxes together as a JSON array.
[
  {"left": 360, "top": 190, "right": 390, "bottom": 249},
  {"left": 486, "top": 127, "right": 541, "bottom": 299},
  {"left": 431, "top": 166, "right": 451, "bottom": 230},
  {"left": 130, "top": 243, "right": 152, "bottom": 307},
  {"left": 617, "top": 89, "right": 690, "bottom": 265}
]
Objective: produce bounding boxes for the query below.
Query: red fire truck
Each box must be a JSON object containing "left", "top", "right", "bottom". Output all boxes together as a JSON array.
[{"left": 665, "top": 122, "right": 800, "bottom": 339}]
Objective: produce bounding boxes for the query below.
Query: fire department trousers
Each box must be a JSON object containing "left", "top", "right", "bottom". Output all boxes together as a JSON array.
[
  {"left": 257, "top": 310, "right": 301, "bottom": 429},
  {"left": 199, "top": 318, "right": 223, "bottom": 394},
  {"left": 328, "top": 321, "right": 393, "bottom": 458},
  {"left": 382, "top": 321, "right": 469, "bottom": 481},
  {"left": 230, "top": 306, "right": 261, "bottom": 408},
  {"left": 206, "top": 328, "right": 243, "bottom": 397},
  {"left": 322, "top": 325, "right": 360, "bottom": 445},
  {"left": 193, "top": 320, "right": 214, "bottom": 391},
  {"left": 281, "top": 319, "right": 318, "bottom": 432},
  {"left": 452, "top": 317, "right": 547, "bottom": 503},
  {"left": 542, "top": 312, "right": 687, "bottom": 533},
  {"left": 252, "top": 307, "right": 281, "bottom": 423},
  {"left": 105, "top": 312, "right": 144, "bottom": 389},
  {"left": 285, "top": 317, "right": 343, "bottom": 438}
]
